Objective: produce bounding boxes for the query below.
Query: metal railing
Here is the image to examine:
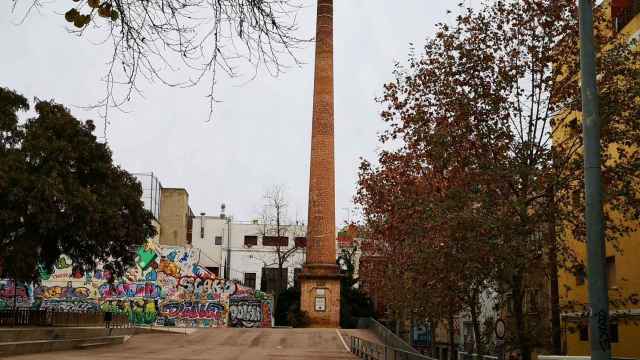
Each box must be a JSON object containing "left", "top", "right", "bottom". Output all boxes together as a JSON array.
[
  {"left": 458, "top": 352, "right": 498, "bottom": 360},
  {"left": 349, "top": 335, "right": 437, "bottom": 360},
  {"left": 0, "top": 309, "right": 132, "bottom": 328},
  {"left": 539, "top": 356, "right": 638, "bottom": 360},
  {"left": 358, "top": 317, "right": 419, "bottom": 354}
]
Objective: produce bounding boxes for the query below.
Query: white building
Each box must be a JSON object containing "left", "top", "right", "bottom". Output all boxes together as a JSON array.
[{"left": 191, "top": 209, "right": 307, "bottom": 293}]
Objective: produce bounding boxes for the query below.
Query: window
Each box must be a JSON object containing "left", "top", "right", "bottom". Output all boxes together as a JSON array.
[
  {"left": 576, "top": 265, "right": 586, "bottom": 286},
  {"left": 579, "top": 323, "right": 589, "bottom": 341},
  {"left": 612, "top": 0, "right": 640, "bottom": 33},
  {"left": 215, "top": 236, "right": 223, "bottom": 245},
  {"left": 260, "top": 268, "right": 288, "bottom": 293},
  {"left": 606, "top": 256, "right": 616, "bottom": 288},
  {"left": 186, "top": 216, "right": 193, "bottom": 244},
  {"left": 263, "top": 236, "right": 288, "bottom": 247},
  {"left": 294, "top": 237, "right": 307, "bottom": 248},
  {"left": 610, "top": 322, "right": 619, "bottom": 343},
  {"left": 244, "top": 273, "right": 256, "bottom": 289},
  {"left": 206, "top": 267, "right": 219, "bottom": 278},
  {"left": 244, "top": 236, "right": 258, "bottom": 247}
]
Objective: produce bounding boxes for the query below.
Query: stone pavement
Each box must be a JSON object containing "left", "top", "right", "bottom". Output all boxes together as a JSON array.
[{"left": 4, "top": 328, "right": 361, "bottom": 360}]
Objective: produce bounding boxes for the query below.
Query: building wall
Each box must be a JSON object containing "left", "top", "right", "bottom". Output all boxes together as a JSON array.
[
  {"left": 159, "top": 188, "right": 191, "bottom": 246},
  {"left": 559, "top": 2, "right": 640, "bottom": 357},
  {"left": 191, "top": 216, "right": 307, "bottom": 292}
]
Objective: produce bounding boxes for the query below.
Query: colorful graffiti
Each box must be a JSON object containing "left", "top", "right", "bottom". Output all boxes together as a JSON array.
[
  {"left": 4, "top": 242, "right": 273, "bottom": 328},
  {"left": 35, "top": 283, "right": 92, "bottom": 299},
  {"left": 39, "top": 299, "right": 99, "bottom": 312},
  {"left": 101, "top": 299, "right": 158, "bottom": 325},
  {"left": 229, "top": 299, "right": 269, "bottom": 328},
  {"left": 157, "top": 300, "right": 225, "bottom": 327},
  {"left": 0, "top": 280, "right": 31, "bottom": 310}
]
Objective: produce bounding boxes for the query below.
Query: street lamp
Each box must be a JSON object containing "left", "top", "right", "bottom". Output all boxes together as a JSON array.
[{"left": 578, "top": 1, "right": 610, "bottom": 359}]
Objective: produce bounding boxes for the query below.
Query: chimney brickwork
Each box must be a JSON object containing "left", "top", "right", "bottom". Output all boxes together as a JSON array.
[{"left": 300, "top": 0, "right": 341, "bottom": 328}]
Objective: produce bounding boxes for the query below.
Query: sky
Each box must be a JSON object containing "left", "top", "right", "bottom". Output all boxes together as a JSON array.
[{"left": 1, "top": 0, "right": 482, "bottom": 226}]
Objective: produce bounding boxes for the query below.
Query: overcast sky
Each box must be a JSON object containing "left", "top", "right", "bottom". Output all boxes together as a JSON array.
[{"left": 1, "top": 0, "right": 482, "bottom": 226}]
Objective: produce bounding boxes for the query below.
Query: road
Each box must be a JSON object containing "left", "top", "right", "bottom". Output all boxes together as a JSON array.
[{"left": 7, "top": 328, "right": 360, "bottom": 360}]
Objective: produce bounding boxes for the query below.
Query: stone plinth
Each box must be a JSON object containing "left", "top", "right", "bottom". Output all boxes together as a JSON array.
[{"left": 299, "top": 265, "right": 341, "bottom": 328}]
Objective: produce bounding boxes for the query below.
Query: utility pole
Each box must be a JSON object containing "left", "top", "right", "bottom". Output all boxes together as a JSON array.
[{"left": 578, "top": 1, "right": 610, "bottom": 359}]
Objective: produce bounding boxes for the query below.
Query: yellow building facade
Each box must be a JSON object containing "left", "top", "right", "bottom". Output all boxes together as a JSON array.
[{"left": 559, "top": 1, "right": 640, "bottom": 357}]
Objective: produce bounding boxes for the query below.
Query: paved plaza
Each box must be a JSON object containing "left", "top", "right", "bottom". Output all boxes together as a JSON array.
[{"left": 5, "top": 328, "right": 362, "bottom": 360}]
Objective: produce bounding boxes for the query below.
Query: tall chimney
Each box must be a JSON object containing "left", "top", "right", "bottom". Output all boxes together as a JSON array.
[
  {"left": 306, "top": 0, "right": 335, "bottom": 265},
  {"left": 300, "top": 0, "right": 341, "bottom": 328}
]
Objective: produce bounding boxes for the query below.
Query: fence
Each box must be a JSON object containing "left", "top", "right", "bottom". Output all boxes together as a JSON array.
[
  {"left": 358, "top": 317, "right": 419, "bottom": 354},
  {"left": 0, "top": 309, "right": 132, "bottom": 327},
  {"left": 349, "top": 335, "right": 437, "bottom": 360}
]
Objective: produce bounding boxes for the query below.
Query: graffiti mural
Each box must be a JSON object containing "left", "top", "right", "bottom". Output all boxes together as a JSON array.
[
  {"left": 229, "top": 299, "right": 265, "bottom": 328},
  {"left": 0, "top": 280, "right": 31, "bottom": 310},
  {"left": 3, "top": 241, "right": 274, "bottom": 328},
  {"left": 39, "top": 299, "right": 99, "bottom": 312},
  {"left": 158, "top": 300, "right": 225, "bottom": 327}
]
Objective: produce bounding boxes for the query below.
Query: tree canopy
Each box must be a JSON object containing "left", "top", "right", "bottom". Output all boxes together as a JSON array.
[{"left": 0, "top": 87, "right": 157, "bottom": 283}]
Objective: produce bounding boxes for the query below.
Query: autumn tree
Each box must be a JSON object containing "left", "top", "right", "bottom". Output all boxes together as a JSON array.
[
  {"left": 0, "top": 86, "right": 157, "bottom": 283},
  {"left": 357, "top": 1, "right": 640, "bottom": 358},
  {"left": 9, "top": 0, "right": 307, "bottom": 117}
]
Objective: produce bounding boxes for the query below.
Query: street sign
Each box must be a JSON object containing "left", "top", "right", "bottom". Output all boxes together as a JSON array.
[{"left": 495, "top": 319, "right": 506, "bottom": 340}]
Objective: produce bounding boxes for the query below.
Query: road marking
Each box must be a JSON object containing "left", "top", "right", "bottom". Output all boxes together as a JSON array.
[{"left": 336, "top": 329, "right": 350, "bottom": 352}]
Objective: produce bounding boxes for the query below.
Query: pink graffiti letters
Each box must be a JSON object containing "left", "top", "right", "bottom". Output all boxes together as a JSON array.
[{"left": 161, "top": 301, "right": 224, "bottom": 321}]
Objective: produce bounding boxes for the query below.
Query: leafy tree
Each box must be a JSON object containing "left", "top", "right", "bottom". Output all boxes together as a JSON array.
[
  {"left": 0, "top": 87, "right": 157, "bottom": 283},
  {"left": 9, "top": 0, "right": 306, "bottom": 117}
]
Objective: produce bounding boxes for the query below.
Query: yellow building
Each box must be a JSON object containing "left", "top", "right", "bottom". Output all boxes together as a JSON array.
[
  {"left": 559, "top": 1, "right": 640, "bottom": 357},
  {"left": 159, "top": 188, "right": 194, "bottom": 246}
]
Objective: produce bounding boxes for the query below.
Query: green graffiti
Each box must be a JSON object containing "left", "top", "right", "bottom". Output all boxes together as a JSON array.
[
  {"left": 56, "top": 257, "right": 72, "bottom": 269},
  {"left": 0, "top": 299, "right": 7, "bottom": 311},
  {"left": 37, "top": 265, "right": 52, "bottom": 281},
  {"left": 101, "top": 299, "right": 157, "bottom": 325},
  {"left": 136, "top": 246, "right": 157, "bottom": 270}
]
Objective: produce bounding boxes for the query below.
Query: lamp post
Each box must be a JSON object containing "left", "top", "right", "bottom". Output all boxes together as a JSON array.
[{"left": 577, "top": 1, "right": 610, "bottom": 359}]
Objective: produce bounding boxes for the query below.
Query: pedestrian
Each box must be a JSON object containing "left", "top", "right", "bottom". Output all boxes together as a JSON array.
[{"left": 104, "top": 309, "right": 113, "bottom": 329}]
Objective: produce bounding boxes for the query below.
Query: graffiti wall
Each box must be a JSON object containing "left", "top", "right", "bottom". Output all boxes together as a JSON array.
[
  {"left": 4, "top": 242, "right": 273, "bottom": 328},
  {"left": 0, "top": 280, "right": 31, "bottom": 310}
]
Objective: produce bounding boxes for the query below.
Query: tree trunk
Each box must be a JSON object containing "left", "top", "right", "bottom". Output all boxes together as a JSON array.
[
  {"left": 512, "top": 274, "right": 531, "bottom": 360},
  {"left": 431, "top": 319, "right": 439, "bottom": 358},
  {"left": 549, "top": 243, "right": 562, "bottom": 355},
  {"left": 469, "top": 289, "right": 484, "bottom": 355},
  {"left": 448, "top": 311, "right": 456, "bottom": 360},
  {"left": 547, "top": 190, "right": 562, "bottom": 355}
]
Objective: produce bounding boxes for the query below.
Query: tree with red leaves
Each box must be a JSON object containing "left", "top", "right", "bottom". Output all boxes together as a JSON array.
[{"left": 356, "top": 1, "right": 640, "bottom": 359}]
